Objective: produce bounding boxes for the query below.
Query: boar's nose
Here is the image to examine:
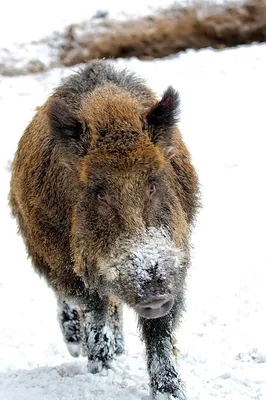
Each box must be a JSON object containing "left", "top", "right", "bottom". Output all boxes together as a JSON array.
[{"left": 135, "top": 294, "right": 174, "bottom": 319}]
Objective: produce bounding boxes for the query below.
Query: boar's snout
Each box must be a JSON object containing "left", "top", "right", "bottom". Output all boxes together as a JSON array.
[
  {"left": 104, "top": 228, "right": 187, "bottom": 315},
  {"left": 135, "top": 294, "right": 174, "bottom": 319}
]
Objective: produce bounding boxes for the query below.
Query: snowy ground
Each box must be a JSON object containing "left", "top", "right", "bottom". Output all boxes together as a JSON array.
[
  {"left": 1, "top": 42, "right": 266, "bottom": 399},
  {"left": 0, "top": 0, "right": 177, "bottom": 47}
]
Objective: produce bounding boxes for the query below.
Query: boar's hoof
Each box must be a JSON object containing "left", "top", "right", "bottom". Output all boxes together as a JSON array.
[
  {"left": 142, "top": 393, "right": 186, "bottom": 400},
  {"left": 66, "top": 342, "right": 81, "bottom": 358},
  {"left": 135, "top": 294, "right": 174, "bottom": 319},
  {"left": 87, "top": 359, "right": 113, "bottom": 374},
  {"left": 153, "top": 394, "right": 186, "bottom": 400}
]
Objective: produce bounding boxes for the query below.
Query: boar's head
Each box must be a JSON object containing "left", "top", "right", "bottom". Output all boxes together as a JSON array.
[{"left": 49, "top": 84, "right": 191, "bottom": 319}]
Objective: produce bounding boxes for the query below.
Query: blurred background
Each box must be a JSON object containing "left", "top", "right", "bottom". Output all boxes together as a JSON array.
[{"left": 0, "top": 0, "right": 265, "bottom": 74}]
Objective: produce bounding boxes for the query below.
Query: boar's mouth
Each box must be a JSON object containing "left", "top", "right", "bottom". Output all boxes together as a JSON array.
[{"left": 135, "top": 293, "right": 174, "bottom": 319}]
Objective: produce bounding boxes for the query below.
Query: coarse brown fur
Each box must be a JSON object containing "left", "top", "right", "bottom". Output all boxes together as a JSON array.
[{"left": 9, "top": 60, "right": 199, "bottom": 398}]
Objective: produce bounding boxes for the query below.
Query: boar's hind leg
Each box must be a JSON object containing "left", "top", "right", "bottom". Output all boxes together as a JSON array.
[
  {"left": 57, "top": 299, "right": 81, "bottom": 358},
  {"left": 108, "top": 296, "right": 125, "bottom": 355},
  {"left": 139, "top": 308, "right": 186, "bottom": 399},
  {"left": 80, "top": 293, "right": 118, "bottom": 374}
]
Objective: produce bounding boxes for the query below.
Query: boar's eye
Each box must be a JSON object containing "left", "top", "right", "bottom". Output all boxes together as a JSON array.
[
  {"left": 97, "top": 190, "right": 108, "bottom": 203},
  {"left": 148, "top": 182, "right": 157, "bottom": 199}
]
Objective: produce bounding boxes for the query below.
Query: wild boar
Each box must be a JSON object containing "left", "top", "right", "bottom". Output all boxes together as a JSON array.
[{"left": 9, "top": 60, "right": 199, "bottom": 399}]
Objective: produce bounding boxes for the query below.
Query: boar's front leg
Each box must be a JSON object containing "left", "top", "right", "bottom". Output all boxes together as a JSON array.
[
  {"left": 139, "top": 306, "right": 186, "bottom": 400},
  {"left": 57, "top": 299, "right": 81, "bottom": 358},
  {"left": 81, "top": 293, "right": 123, "bottom": 373}
]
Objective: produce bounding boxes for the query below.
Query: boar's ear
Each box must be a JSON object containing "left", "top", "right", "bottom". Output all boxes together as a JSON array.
[
  {"left": 146, "top": 86, "right": 180, "bottom": 152},
  {"left": 48, "top": 99, "right": 88, "bottom": 156}
]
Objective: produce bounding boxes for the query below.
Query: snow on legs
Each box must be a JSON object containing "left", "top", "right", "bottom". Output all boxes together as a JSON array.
[
  {"left": 57, "top": 299, "right": 81, "bottom": 358},
  {"left": 139, "top": 300, "right": 186, "bottom": 399},
  {"left": 80, "top": 293, "right": 124, "bottom": 373}
]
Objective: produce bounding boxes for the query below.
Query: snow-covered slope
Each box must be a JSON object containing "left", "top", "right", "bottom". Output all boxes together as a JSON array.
[{"left": 1, "top": 43, "right": 266, "bottom": 399}]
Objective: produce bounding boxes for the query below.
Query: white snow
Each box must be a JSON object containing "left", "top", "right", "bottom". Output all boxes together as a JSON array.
[
  {"left": 0, "top": 19, "right": 266, "bottom": 400},
  {"left": 0, "top": 0, "right": 178, "bottom": 47}
]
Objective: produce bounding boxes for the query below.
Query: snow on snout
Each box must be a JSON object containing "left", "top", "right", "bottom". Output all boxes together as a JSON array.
[
  {"left": 105, "top": 228, "right": 185, "bottom": 297},
  {"left": 130, "top": 227, "right": 185, "bottom": 281}
]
